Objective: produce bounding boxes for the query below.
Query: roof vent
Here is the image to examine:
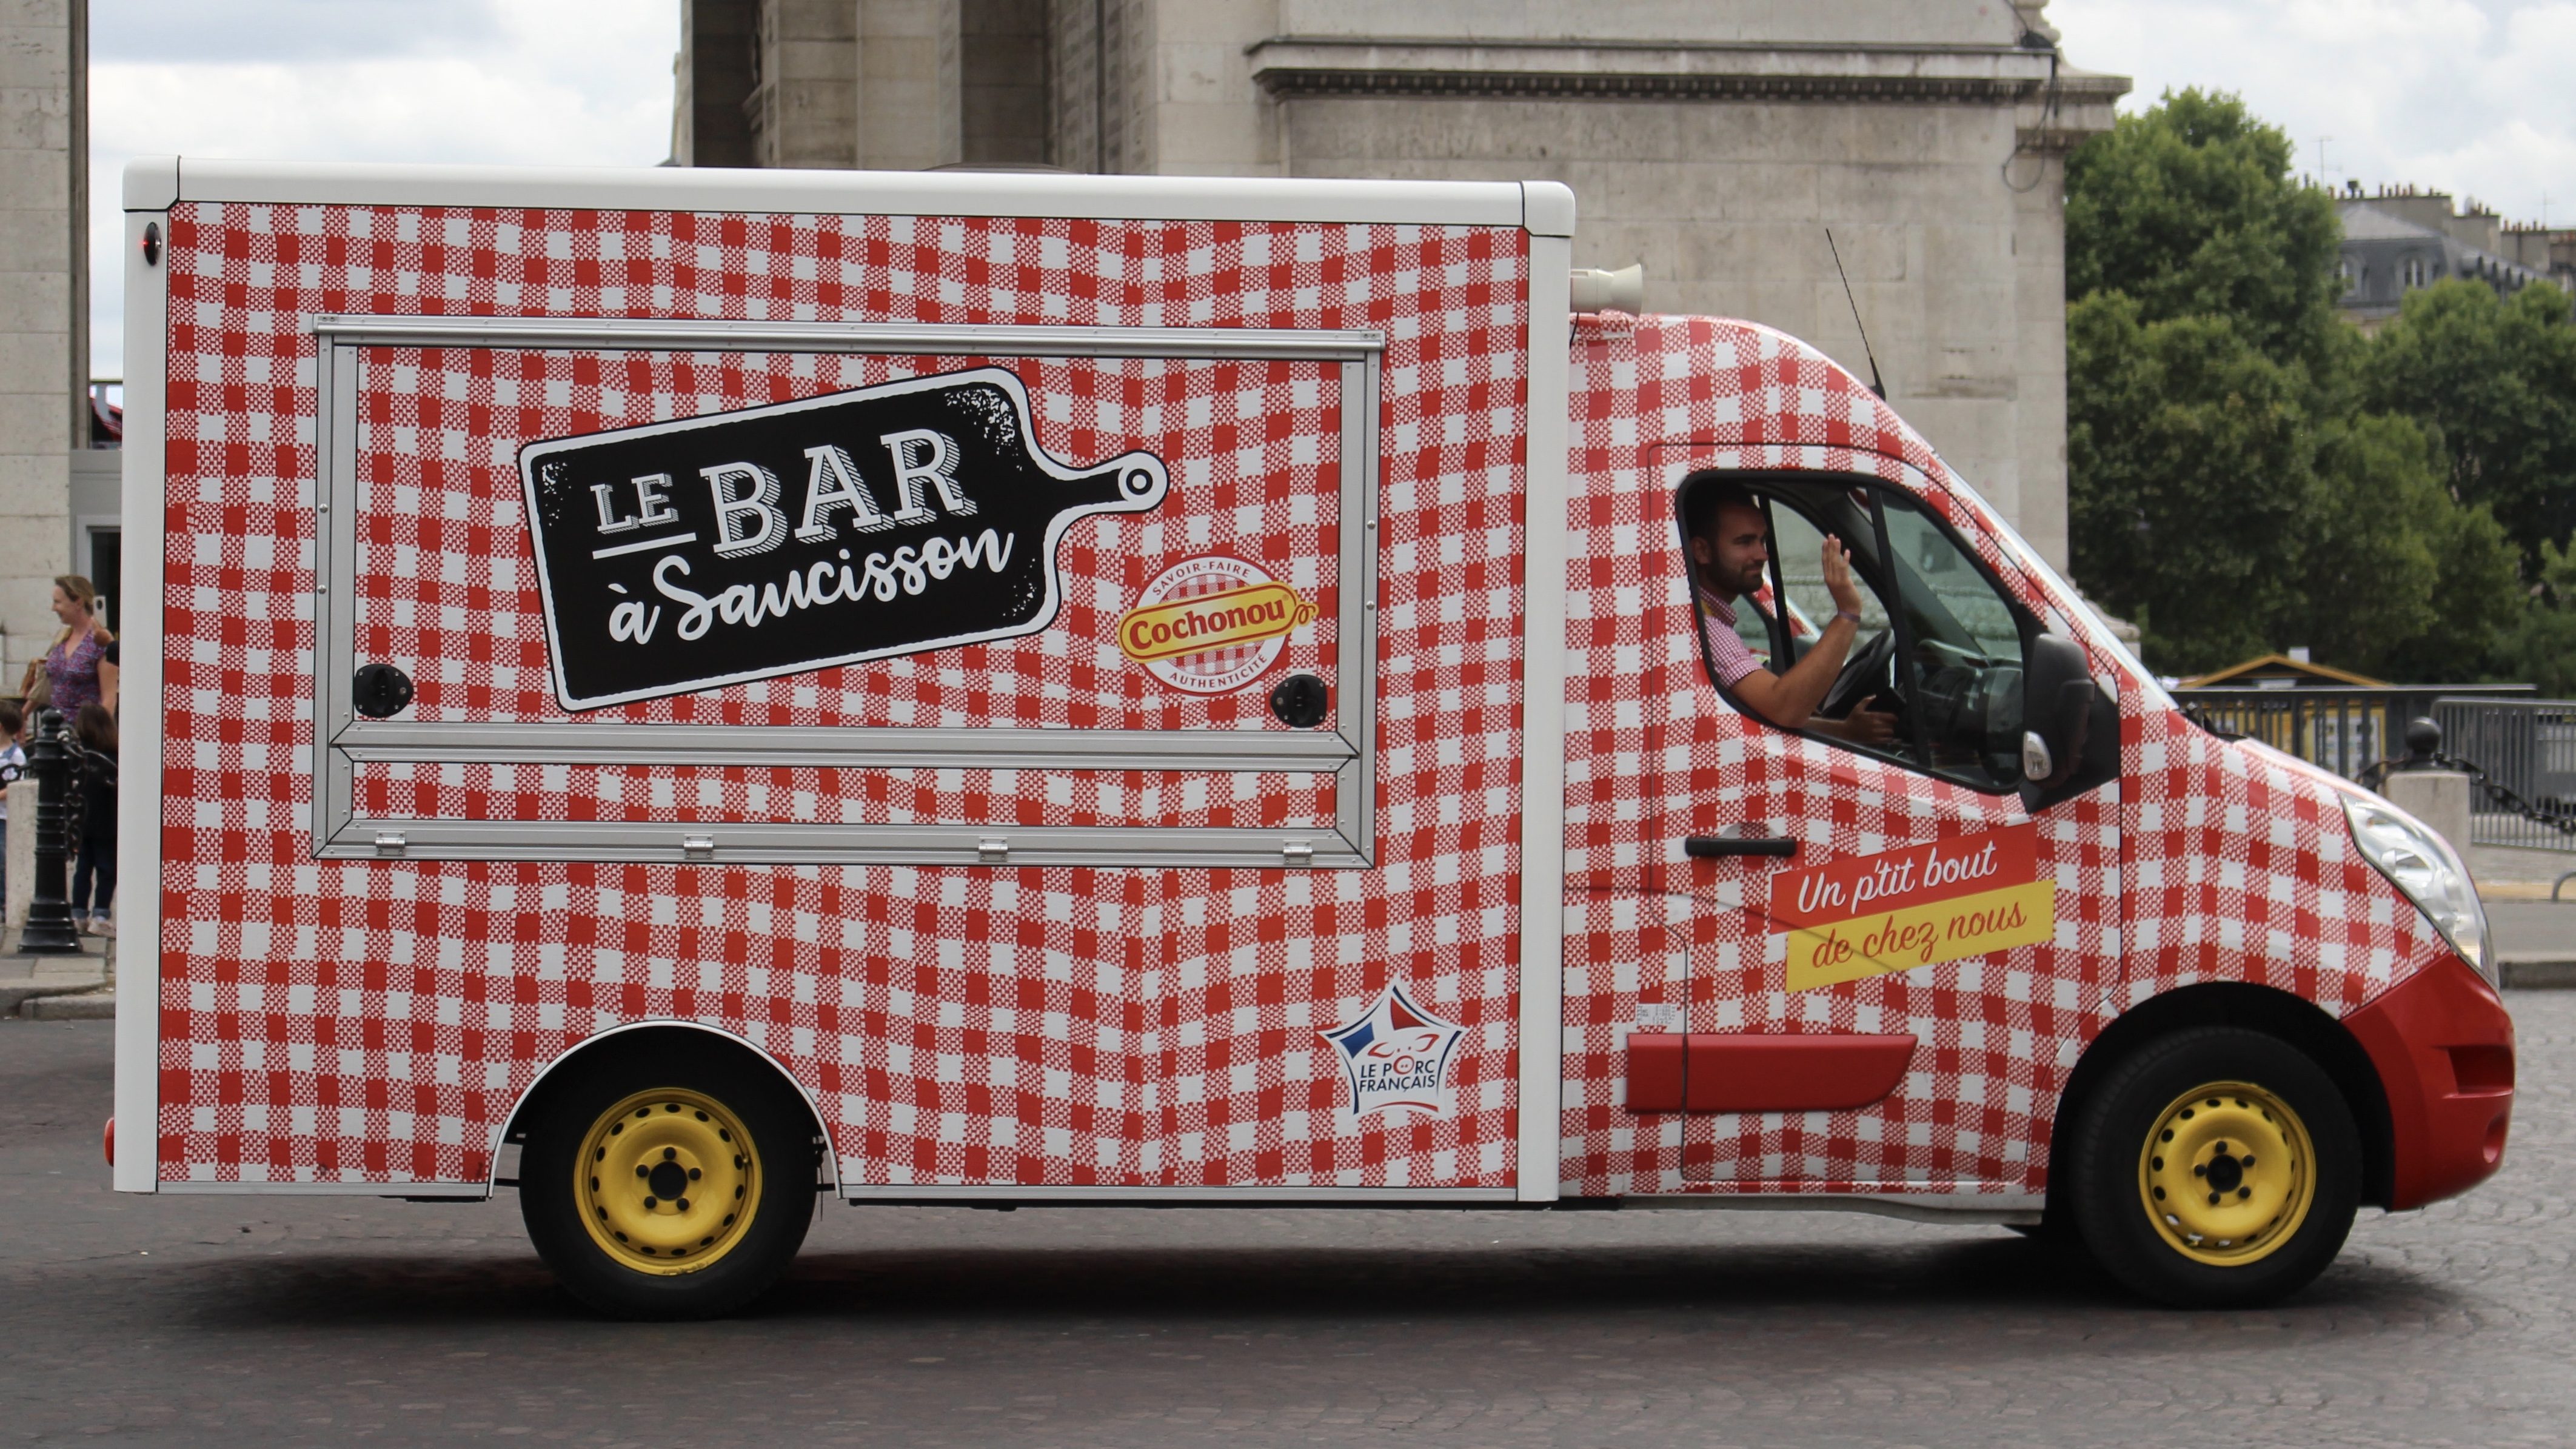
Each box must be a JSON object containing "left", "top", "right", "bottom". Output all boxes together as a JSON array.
[{"left": 1570, "top": 264, "right": 1644, "bottom": 315}]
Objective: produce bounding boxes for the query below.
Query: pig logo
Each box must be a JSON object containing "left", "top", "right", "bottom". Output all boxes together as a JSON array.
[
  {"left": 1319, "top": 984, "right": 1467, "bottom": 1120},
  {"left": 518, "top": 366, "right": 1167, "bottom": 711}
]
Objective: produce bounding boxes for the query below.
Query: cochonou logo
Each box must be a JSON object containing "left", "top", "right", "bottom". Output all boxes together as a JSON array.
[
  {"left": 518, "top": 366, "right": 1168, "bottom": 711},
  {"left": 1319, "top": 984, "right": 1468, "bottom": 1120},
  {"left": 1115, "top": 555, "right": 1316, "bottom": 695}
]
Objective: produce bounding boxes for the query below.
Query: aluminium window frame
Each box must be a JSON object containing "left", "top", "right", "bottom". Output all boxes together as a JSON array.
[{"left": 309, "top": 315, "right": 1384, "bottom": 869}]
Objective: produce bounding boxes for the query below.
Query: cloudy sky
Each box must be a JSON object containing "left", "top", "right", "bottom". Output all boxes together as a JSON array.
[
  {"left": 2055, "top": 0, "right": 2576, "bottom": 223},
  {"left": 90, "top": 0, "right": 680, "bottom": 376},
  {"left": 87, "top": 0, "right": 2575, "bottom": 376}
]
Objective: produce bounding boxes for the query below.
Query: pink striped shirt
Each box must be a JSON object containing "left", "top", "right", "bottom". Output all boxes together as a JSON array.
[{"left": 1695, "top": 587, "right": 1766, "bottom": 688}]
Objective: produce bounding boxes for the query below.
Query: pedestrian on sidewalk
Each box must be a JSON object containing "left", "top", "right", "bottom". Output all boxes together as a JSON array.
[
  {"left": 0, "top": 700, "right": 23, "bottom": 918},
  {"left": 25, "top": 574, "right": 116, "bottom": 719},
  {"left": 70, "top": 703, "right": 115, "bottom": 938}
]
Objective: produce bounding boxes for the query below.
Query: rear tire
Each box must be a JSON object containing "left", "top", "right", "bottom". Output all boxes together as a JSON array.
[
  {"left": 518, "top": 1034, "right": 817, "bottom": 1320},
  {"left": 2067, "top": 1026, "right": 2360, "bottom": 1308}
]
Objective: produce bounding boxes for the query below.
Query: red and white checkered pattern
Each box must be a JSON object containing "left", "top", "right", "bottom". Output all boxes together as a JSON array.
[
  {"left": 156, "top": 202, "right": 1528, "bottom": 1187},
  {"left": 1556, "top": 314, "right": 2442, "bottom": 1200},
  {"left": 2116, "top": 719, "right": 2435, "bottom": 1016}
]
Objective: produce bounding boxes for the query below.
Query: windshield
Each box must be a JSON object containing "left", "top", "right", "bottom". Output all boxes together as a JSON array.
[{"left": 1967, "top": 492, "right": 2172, "bottom": 711}]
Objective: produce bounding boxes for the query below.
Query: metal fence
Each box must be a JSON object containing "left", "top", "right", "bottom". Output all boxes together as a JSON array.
[
  {"left": 2169, "top": 686, "right": 2531, "bottom": 782},
  {"left": 2170, "top": 686, "right": 2576, "bottom": 853},
  {"left": 2432, "top": 697, "right": 2576, "bottom": 852}
]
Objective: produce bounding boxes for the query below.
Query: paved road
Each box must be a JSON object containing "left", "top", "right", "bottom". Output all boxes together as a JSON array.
[{"left": 4, "top": 1001, "right": 2572, "bottom": 1449}]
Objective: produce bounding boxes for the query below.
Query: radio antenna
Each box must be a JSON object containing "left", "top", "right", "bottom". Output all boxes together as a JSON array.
[{"left": 1825, "top": 229, "right": 1885, "bottom": 400}]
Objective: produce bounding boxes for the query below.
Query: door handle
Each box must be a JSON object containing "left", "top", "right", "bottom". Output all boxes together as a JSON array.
[{"left": 1683, "top": 834, "right": 1798, "bottom": 858}]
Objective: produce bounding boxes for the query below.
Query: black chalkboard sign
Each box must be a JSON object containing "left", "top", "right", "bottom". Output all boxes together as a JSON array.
[{"left": 518, "top": 367, "right": 1168, "bottom": 711}]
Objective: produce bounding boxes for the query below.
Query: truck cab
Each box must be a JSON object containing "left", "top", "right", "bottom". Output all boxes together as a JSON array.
[{"left": 1561, "top": 309, "right": 2515, "bottom": 1304}]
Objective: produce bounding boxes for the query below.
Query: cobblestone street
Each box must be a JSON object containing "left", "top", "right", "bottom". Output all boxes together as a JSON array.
[{"left": 4, "top": 997, "right": 2569, "bottom": 1448}]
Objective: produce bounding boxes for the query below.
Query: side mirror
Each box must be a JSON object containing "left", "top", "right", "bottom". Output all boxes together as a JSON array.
[{"left": 2020, "top": 633, "right": 2096, "bottom": 791}]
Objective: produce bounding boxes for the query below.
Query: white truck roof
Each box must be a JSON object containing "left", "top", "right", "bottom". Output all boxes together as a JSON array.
[{"left": 124, "top": 155, "right": 1577, "bottom": 235}]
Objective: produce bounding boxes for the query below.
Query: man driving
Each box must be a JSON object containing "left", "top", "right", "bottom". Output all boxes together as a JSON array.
[{"left": 1689, "top": 485, "right": 1899, "bottom": 745}]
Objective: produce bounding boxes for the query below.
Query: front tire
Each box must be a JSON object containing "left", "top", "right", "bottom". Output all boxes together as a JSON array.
[
  {"left": 2067, "top": 1026, "right": 2360, "bottom": 1308},
  {"left": 519, "top": 1035, "right": 817, "bottom": 1319}
]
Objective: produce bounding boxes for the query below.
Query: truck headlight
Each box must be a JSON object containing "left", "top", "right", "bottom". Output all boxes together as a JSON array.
[{"left": 2343, "top": 794, "right": 2495, "bottom": 986}]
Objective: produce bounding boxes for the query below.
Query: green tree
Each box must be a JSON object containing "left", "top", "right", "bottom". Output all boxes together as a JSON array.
[
  {"left": 2065, "top": 89, "right": 2345, "bottom": 370},
  {"left": 2495, "top": 539, "right": 2576, "bottom": 697},
  {"left": 2298, "top": 412, "right": 2520, "bottom": 681},
  {"left": 2065, "top": 90, "right": 2533, "bottom": 681},
  {"left": 2360, "top": 279, "right": 2576, "bottom": 564},
  {"left": 2067, "top": 294, "right": 2310, "bottom": 672}
]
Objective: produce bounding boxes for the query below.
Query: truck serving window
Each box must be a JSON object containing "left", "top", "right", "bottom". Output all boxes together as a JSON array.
[
  {"left": 306, "top": 317, "right": 1385, "bottom": 869},
  {"left": 1678, "top": 471, "right": 2034, "bottom": 794}
]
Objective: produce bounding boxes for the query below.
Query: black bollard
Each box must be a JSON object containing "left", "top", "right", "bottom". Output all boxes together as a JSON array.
[
  {"left": 15, "top": 707, "right": 80, "bottom": 954},
  {"left": 2402, "top": 717, "right": 2443, "bottom": 770}
]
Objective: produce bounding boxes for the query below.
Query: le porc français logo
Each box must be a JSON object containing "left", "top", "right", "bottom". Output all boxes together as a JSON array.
[
  {"left": 1319, "top": 984, "right": 1467, "bottom": 1120},
  {"left": 518, "top": 366, "right": 1167, "bottom": 711}
]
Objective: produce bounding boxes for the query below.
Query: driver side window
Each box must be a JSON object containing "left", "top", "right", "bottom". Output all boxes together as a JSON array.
[
  {"left": 1681, "top": 474, "right": 2033, "bottom": 794},
  {"left": 1765, "top": 503, "right": 1894, "bottom": 669}
]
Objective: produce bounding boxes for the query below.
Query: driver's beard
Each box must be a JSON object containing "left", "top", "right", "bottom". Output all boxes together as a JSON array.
[{"left": 1693, "top": 557, "right": 1762, "bottom": 601}]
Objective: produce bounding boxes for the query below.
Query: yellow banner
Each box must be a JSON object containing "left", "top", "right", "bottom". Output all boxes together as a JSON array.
[
  {"left": 1783, "top": 878, "right": 2056, "bottom": 992},
  {"left": 1115, "top": 581, "right": 1315, "bottom": 664}
]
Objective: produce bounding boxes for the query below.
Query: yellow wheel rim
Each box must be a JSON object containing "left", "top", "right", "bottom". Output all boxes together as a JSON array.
[
  {"left": 2137, "top": 1080, "right": 2315, "bottom": 1267},
  {"left": 575, "top": 1088, "right": 760, "bottom": 1276}
]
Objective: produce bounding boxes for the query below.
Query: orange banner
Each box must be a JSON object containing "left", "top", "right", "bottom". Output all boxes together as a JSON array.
[
  {"left": 1765, "top": 823, "right": 2055, "bottom": 991},
  {"left": 1767, "top": 822, "right": 2041, "bottom": 929},
  {"left": 1114, "top": 580, "right": 1315, "bottom": 664}
]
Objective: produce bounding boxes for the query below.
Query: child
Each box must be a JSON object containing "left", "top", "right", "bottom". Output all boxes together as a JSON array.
[
  {"left": 70, "top": 702, "right": 115, "bottom": 937},
  {"left": 0, "top": 700, "right": 22, "bottom": 917}
]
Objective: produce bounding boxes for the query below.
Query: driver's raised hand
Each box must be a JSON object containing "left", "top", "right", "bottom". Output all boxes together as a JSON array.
[
  {"left": 1711, "top": 517, "right": 1876, "bottom": 736},
  {"left": 1821, "top": 535, "right": 1866, "bottom": 617}
]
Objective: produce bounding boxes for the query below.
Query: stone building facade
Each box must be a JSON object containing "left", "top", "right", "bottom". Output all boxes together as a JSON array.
[
  {"left": 0, "top": 0, "right": 93, "bottom": 700},
  {"left": 2335, "top": 184, "right": 2573, "bottom": 329},
  {"left": 668, "top": 0, "right": 2126, "bottom": 566}
]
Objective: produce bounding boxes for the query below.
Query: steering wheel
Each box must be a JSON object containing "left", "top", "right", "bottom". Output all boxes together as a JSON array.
[{"left": 1816, "top": 627, "right": 1901, "bottom": 723}]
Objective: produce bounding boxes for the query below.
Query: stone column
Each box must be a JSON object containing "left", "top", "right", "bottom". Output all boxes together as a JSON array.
[
  {"left": 737, "top": 0, "right": 858, "bottom": 169},
  {"left": 2005, "top": 36, "right": 2124, "bottom": 572},
  {"left": 857, "top": 0, "right": 960, "bottom": 171},
  {"left": 0, "top": 0, "right": 81, "bottom": 703},
  {"left": 962, "top": 0, "right": 1049, "bottom": 166},
  {"left": 672, "top": 0, "right": 758, "bottom": 167}
]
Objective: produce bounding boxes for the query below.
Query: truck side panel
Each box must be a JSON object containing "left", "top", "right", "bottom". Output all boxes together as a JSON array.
[{"left": 149, "top": 202, "right": 1534, "bottom": 1193}]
